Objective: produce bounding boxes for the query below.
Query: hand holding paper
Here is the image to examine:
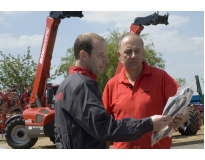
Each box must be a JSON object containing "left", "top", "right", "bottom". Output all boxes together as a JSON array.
[{"left": 151, "top": 79, "right": 196, "bottom": 146}]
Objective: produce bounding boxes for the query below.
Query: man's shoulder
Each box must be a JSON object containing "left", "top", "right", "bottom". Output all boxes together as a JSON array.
[
  {"left": 66, "top": 73, "right": 93, "bottom": 82},
  {"left": 149, "top": 65, "right": 164, "bottom": 72},
  {"left": 106, "top": 73, "right": 121, "bottom": 84},
  {"left": 148, "top": 65, "right": 177, "bottom": 86},
  {"left": 149, "top": 66, "right": 170, "bottom": 76},
  {"left": 59, "top": 73, "right": 86, "bottom": 89}
]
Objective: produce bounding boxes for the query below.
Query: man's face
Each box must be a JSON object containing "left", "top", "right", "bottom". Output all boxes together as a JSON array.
[
  {"left": 118, "top": 35, "right": 144, "bottom": 71},
  {"left": 85, "top": 40, "right": 108, "bottom": 75}
]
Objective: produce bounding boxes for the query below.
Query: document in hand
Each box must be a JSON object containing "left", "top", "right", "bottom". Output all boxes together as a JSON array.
[{"left": 151, "top": 79, "right": 196, "bottom": 146}]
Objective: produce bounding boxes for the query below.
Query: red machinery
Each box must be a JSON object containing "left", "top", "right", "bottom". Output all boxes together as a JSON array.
[
  {"left": 4, "top": 11, "right": 170, "bottom": 149},
  {"left": 0, "top": 85, "right": 28, "bottom": 136},
  {"left": 4, "top": 11, "right": 83, "bottom": 149}
]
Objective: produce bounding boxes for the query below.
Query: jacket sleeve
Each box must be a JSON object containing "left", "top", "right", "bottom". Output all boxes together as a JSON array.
[{"left": 67, "top": 81, "right": 153, "bottom": 142}]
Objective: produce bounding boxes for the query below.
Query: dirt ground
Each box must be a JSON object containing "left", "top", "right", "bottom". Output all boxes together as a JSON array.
[
  {"left": 0, "top": 126, "right": 204, "bottom": 149},
  {"left": 171, "top": 126, "right": 204, "bottom": 147}
]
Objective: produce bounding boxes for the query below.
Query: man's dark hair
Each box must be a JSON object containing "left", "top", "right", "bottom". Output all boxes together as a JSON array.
[{"left": 74, "top": 33, "right": 105, "bottom": 60}]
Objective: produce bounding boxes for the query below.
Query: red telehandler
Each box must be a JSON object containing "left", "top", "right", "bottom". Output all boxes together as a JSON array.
[
  {"left": 4, "top": 11, "right": 171, "bottom": 149},
  {"left": 4, "top": 12, "right": 83, "bottom": 149}
]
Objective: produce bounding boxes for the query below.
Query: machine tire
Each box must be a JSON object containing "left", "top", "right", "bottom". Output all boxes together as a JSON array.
[
  {"left": 178, "top": 105, "right": 199, "bottom": 135},
  {"left": 4, "top": 118, "right": 38, "bottom": 149},
  {"left": 49, "top": 123, "right": 56, "bottom": 144},
  {"left": 49, "top": 136, "right": 55, "bottom": 144}
]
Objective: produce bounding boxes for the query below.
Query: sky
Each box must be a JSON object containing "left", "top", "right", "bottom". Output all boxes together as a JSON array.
[{"left": 0, "top": 1, "right": 204, "bottom": 97}]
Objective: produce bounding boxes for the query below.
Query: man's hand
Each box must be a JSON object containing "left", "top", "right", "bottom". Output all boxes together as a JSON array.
[
  {"left": 151, "top": 115, "right": 171, "bottom": 131},
  {"left": 169, "top": 107, "right": 190, "bottom": 129}
]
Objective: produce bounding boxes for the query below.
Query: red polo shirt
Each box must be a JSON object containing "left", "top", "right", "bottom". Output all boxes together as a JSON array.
[{"left": 102, "top": 61, "right": 178, "bottom": 149}]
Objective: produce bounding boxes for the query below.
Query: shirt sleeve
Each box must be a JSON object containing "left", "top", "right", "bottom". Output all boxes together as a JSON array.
[
  {"left": 163, "top": 72, "right": 179, "bottom": 103},
  {"left": 68, "top": 81, "right": 153, "bottom": 142},
  {"left": 102, "top": 82, "right": 113, "bottom": 116}
]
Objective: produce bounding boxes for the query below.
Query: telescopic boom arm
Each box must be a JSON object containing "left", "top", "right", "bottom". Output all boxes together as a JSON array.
[{"left": 29, "top": 11, "right": 83, "bottom": 107}]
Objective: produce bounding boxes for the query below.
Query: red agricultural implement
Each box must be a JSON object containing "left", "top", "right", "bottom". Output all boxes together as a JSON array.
[{"left": 0, "top": 85, "right": 29, "bottom": 137}]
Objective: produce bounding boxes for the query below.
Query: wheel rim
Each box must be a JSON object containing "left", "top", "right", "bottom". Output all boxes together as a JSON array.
[{"left": 11, "top": 125, "right": 29, "bottom": 144}]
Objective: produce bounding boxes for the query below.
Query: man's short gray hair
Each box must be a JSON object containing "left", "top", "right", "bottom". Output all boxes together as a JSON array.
[{"left": 118, "top": 33, "right": 144, "bottom": 51}]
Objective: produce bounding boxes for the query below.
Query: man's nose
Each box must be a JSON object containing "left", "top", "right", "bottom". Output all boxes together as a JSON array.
[{"left": 131, "top": 51, "right": 136, "bottom": 58}]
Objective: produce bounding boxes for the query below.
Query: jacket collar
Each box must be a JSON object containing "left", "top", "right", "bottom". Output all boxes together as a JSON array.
[{"left": 69, "top": 66, "right": 97, "bottom": 81}]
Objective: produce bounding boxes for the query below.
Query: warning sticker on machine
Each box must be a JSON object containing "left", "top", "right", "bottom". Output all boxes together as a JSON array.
[
  {"left": 32, "top": 126, "right": 43, "bottom": 130},
  {"left": 28, "top": 126, "right": 32, "bottom": 130}
]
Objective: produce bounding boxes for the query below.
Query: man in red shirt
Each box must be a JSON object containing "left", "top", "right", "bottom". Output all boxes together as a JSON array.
[{"left": 102, "top": 33, "right": 189, "bottom": 149}]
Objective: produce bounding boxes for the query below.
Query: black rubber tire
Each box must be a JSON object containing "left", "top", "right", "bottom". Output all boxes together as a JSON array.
[
  {"left": 178, "top": 106, "right": 199, "bottom": 135},
  {"left": 49, "top": 136, "right": 55, "bottom": 144},
  {"left": 4, "top": 118, "right": 38, "bottom": 149},
  {"left": 49, "top": 123, "right": 56, "bottom": 144}
]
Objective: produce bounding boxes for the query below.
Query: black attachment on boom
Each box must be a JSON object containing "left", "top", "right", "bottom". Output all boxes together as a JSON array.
[
  {"left": 133, "top": 11, "right": 169, "bottom": 26},
  {"left": 49, "top": 11, "right": 84, "bottom": 19}
]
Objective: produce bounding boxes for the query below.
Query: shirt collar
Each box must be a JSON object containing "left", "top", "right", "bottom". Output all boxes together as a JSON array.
[
  {"left": 69, "top": 66, "right": 97, "bottom": 81},
  {"left": 118, "top": 61, "right": 151, "bottom": 84}
]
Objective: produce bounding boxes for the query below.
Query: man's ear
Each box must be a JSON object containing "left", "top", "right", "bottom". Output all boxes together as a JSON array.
[
  {"left": 117, "top": 51, "right": 123, "bottom": 63},
  {"left": 79, "top": 50, "right": 87, "bottom": 61}
]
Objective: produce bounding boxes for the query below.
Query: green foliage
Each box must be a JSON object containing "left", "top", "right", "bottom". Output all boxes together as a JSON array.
[
  {"left": 54, "top": 28, "right": 166, "bottom": 94},
  {"left": 143, "top": 35, "right": 165, "bottom": 69},
  {"left": 175, "top": 77, "right": 186, "bottom": 87},
  {"left": 97, "top": 29, "right": 127, "bottom": 93},
  {"left": 0, "top": 46, "right": 59, "bottom": 94},
  {"left": 0, "top": 47, "right": 37, "bottom": 93},
  {"left": 54, "top": 48, "right": 75, "bottom": 78}
]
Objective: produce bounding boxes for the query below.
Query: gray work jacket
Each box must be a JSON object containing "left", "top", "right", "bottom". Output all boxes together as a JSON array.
[{"left": 55, "top": 73, "right": 153, "bottom": 149}]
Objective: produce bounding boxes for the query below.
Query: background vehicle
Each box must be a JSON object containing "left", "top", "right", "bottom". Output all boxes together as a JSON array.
[
  {"left": 0, "top": 85, "right": 28, "bottom": 136},
  {"left": 4, "top": 11, "right": 83, "bottom": 149},
  {"left": 178, "top": 75, "right": 204, "bottom": 136},
  {"left": 2, "top": 83, "right": 59, "bottom": 148}
]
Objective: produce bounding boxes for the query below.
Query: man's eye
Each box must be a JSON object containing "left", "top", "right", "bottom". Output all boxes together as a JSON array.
[
  {"left": 99, "top": 54, "right": 105, "bottom": 58},
  {"left": 125, "top": 51, "right": 131, "bottom": 54}
]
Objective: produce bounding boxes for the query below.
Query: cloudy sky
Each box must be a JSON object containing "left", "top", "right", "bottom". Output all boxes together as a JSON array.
[{"left": 0, "top": 1, "right": 204, "bottom": 96}]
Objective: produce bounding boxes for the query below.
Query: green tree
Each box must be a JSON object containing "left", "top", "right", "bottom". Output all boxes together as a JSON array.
[
  {"left": 142, "top": 34, "right": 165, "bottom": 69},
  {"left": 0, "top": 46, "right": 57, "bottom": 94},
  {"left": 54, "top": 28, "right": 166, "bottom": 94},
  {"left": 54, "top": 48, "right": 75, "bottom": 78},
  {"left": 175, "top": 77, "right": 186, "bottom": 87},
  {"left": 0, "top": 47, "right": 37, "bottom": 93}
]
